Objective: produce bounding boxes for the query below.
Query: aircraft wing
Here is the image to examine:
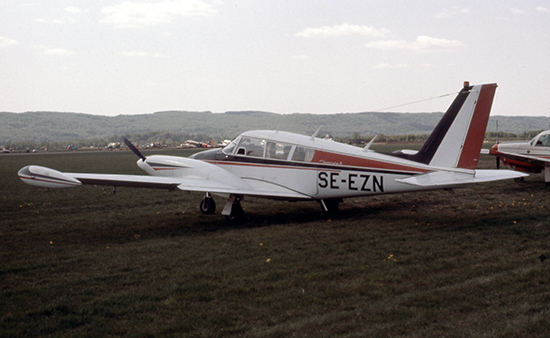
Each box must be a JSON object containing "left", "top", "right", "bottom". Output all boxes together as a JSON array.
[
  {"left": 73, "top": 173, "right": 311, "bottom": 199},
  {"left": 396, "top": 169, "right": 528, "bottom": 187},
  {"left": 490, "top": 150, "right": 550, "bottom": 167},
  {"left": 18, "top": 165, "right": 312, "bottom": 200}
]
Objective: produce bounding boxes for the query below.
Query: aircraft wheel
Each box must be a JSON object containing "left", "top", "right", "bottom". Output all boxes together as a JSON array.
[
  {"left": 225, "top": 202, "right": 244, "bottom": 221},
  {"left": 199, "top": 196, "right": 216, "bottom": 214}
]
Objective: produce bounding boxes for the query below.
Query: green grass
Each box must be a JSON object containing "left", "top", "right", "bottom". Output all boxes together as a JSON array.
[{"left": 1, "top": 149, "right": 550, "bottom": 337}]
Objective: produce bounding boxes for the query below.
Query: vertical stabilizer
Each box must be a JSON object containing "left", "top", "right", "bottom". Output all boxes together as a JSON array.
[{"left": 403, "top": 82, "right": 497, "bottom": 169}]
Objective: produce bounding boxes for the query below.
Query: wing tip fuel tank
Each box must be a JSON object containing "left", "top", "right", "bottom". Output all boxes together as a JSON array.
[{"left": 18, "top": 165, "right": 82, "bottom": 188}]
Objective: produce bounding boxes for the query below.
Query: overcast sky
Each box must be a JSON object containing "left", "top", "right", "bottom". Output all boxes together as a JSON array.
[{"left": 2, "top": 1, "right": 549, "bottom": 116}]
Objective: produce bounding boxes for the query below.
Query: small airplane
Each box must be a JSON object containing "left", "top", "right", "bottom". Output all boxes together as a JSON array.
[
  {"left": 182, "top": 140, "right": 211, "bottom": 148},
  {"left": 18, "top": 82, "right": 526, "bottom": 220},
  {"left": 488, "top": 129, "right": 550, "bottom": 182}
]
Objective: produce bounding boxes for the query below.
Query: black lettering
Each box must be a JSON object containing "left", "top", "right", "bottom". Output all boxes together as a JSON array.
[
  {"left": 330, "top": 172, "right": 339, "bottom": 189},
  {"left": 360, "top": 174, "right": 371, "bottom": 192},
  {"left": 348, "top": 173, "right": 358, "bottom": 191},
  {"left": 318, "top": 172, "right": 328, "bottom": 188},
  {"left": 373, "top": 175, "right": 384, "bottom": 192}
]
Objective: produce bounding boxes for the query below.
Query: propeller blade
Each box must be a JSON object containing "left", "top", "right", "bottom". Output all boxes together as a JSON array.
[{"left": 122, "top": 136, "right": 146, "bottom": 161}]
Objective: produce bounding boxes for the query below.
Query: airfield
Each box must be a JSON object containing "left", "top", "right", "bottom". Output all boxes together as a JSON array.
[{"left": 2, "top": 145, "right": 549, "bottom": 337}]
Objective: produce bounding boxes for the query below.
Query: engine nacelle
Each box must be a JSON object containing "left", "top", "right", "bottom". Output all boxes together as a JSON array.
[{"left": 18, "top": 165, "right": 82, "bottom": 189}]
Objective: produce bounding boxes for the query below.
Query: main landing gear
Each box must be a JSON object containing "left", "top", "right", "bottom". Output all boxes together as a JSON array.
[
  {"left": 320, "top": 198, "right": 342, "bottom": 213},
  {"left": 224, "top": 200, "right": 244, "bottom": 221},
  {"left": 199, "top": 193, "right": 244, "bottom": 221}
]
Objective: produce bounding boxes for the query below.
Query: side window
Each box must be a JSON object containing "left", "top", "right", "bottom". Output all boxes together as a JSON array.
[
  {"left": 291, "top": 146, "right": 315, "bottom": 162},
  {"left": 537, "top": 135, "right": 550, "bottom": 146},
  {"left": 266, "top": 142, "right": 292, "bottom": 160}
]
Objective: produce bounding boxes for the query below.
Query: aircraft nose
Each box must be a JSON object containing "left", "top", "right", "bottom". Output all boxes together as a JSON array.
[{"left": 491, "top": 143, "right": 499, "bottom": 151}]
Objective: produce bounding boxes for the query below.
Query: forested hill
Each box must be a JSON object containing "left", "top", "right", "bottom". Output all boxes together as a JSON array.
[{"left": 1, "top": 110, "right": 549, "bottom": 144}]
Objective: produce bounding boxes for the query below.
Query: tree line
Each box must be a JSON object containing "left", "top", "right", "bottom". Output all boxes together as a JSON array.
[{"left": 3, "top": 130, "right": 545, "bottom": 150}]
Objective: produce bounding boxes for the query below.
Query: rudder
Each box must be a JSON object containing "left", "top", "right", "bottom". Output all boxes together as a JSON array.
[{"left": 402, "top": 82, "right": 497, "bottom": 169}]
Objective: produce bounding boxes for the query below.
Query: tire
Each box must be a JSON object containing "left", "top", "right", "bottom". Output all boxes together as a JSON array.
[
  {"left": 199, "top": 197, "right": 216, "bottom": 214},
  {"left": 225, "top": 202, "right": 244, "bottom": 221}
]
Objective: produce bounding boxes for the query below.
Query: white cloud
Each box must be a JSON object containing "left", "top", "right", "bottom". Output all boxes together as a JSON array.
[
  {"left": 44, "top": 48, "right": 75, "bottom": 56},
  {"left": 510, "top": 8, "right": 526, "bottom": 15},
  {"left": 121, "top": 50, "right": 149, "bottom": 57},
  {"left": 65, "top": 6, "right": 88, "bottom": 14},
  {"left": 374, "top": 63, "right": 407, "bottom": 69},
  {"left": 296, "top": 23, "right": 389, "bottom": 38},
  {"left": 536, "top": 6, "right": 550, "bottom": 12},
  {"left": 36, "top": 18, "right": 66, "bottom": 24},
  {"left": 101, "top": 0, "right": 218, "bottom": 28},
  {"left": 365, "top": 35, "right": 465, "bottom": 52},
  {"left": 121, "top": 51, "right": 170, "bottom": 58},
  {"left": 0, "top": 36, "right": 19, "bottom": 48},
  {"left": 433, "top": 7, "right": 470, "bottom": 19},
  {"left": 35, "top": 45, "right": 75, "bottom": 56}
]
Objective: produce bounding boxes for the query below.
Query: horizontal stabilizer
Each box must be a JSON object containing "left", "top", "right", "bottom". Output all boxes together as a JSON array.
[{"left": 397, "top": 169, "right": 528, "bottom": 187}]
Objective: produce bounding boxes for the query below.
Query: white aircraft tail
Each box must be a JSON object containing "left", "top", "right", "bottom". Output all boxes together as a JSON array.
[{"left": 402, "top": 82, "right": 497, "bottom": 169}]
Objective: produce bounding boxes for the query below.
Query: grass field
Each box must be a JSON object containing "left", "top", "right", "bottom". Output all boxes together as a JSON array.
[{"left": 2, "top": 147, "right": 549, "bottom": 337}]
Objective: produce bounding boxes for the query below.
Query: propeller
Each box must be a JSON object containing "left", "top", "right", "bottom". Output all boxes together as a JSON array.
[{"left": 122, "top": 136, "right": 146, "bottom": 161}]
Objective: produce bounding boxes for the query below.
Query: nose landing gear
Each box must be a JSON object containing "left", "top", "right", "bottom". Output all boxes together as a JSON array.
[{"left": 199, "top": 193, "right": 216, "bottom": 214}]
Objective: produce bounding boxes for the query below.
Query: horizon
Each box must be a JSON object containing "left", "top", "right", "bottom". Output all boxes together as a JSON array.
[{"left": 3, "top": 109, "right": 550, "bottom": 119}]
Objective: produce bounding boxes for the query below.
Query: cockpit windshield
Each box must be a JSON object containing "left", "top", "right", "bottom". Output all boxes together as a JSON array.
[
  {"left": 222, "top": 138, "right": 239, "bottom": 155},
  {"left": 235, "top": 137, "right": 266, "bottom": 157}
]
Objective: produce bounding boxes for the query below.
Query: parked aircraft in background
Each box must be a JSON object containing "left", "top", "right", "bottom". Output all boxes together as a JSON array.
[
  {"left": 489, "top": 130, "right": 550, "bottom": 182},
  {"left": 216, "top": 140, "right": 232, "bottom": 148},
  {"left": 182, "top": 140, "right": 212, "bottom": 148},
  {"left": 18, "top": 82, "right": 526, "bottom": 220},
  {"left": 105, "top": 142, "right": 121, "bottom": 149}
]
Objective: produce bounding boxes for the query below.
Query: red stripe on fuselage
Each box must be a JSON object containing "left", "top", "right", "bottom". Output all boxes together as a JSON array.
[
  {"left": 311, "top": 150, "right": 430, "bottom": 173},
  {"left": 206, "top": 153, "right": 430, "bottom": 174}
]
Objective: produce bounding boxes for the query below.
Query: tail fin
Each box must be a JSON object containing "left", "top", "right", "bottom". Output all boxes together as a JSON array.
[{"left": 403, "top": 82, "right": 497, "bottom": 169}]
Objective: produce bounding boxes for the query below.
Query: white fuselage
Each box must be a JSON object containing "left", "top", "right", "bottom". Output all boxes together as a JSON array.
[
  {"left": 141, "top": 130, "right": 449, "bottom": 200},
  {"left": 490, "top": 130, "right": 550, "bottom": 173}
]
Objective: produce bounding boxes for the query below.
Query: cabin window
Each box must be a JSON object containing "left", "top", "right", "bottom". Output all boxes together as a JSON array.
[
  {"left": 535, "top": 134, "right": 550, "bottom": 147},
  {"left": 228, "top": 136, "right": 314, "bottom": 162},
  {"left": 291, "top": 146, "right": 315, "bottom": 162},
  {"left": 266, "top": 142, "right": 292, "bottom": 160},
  {"left": 235, "top": 137, "right": 266, "bottom": 157}
]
